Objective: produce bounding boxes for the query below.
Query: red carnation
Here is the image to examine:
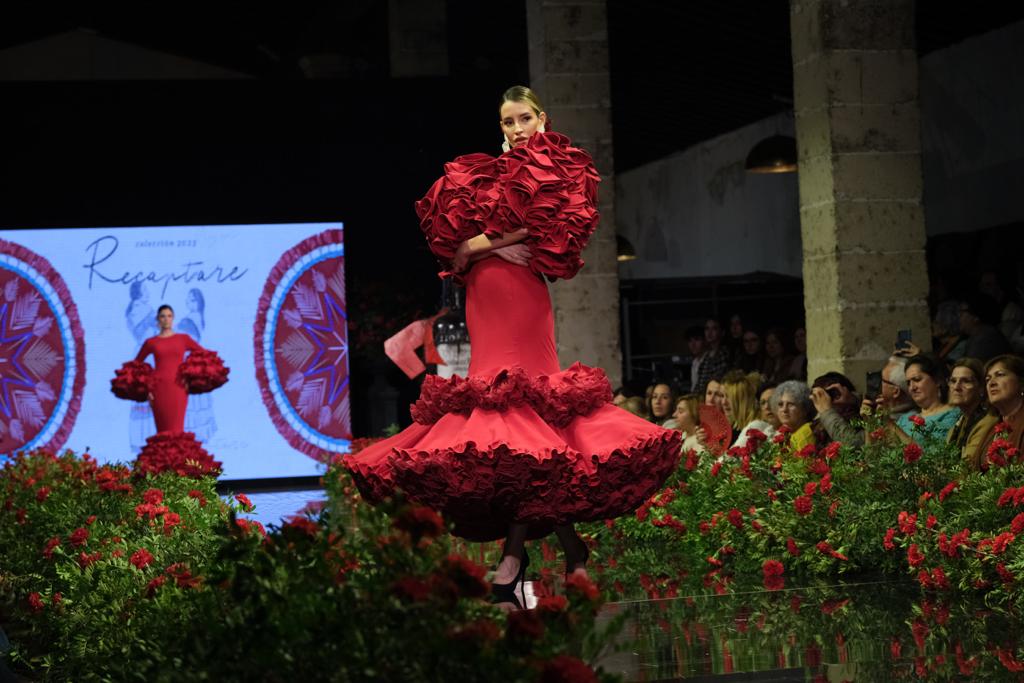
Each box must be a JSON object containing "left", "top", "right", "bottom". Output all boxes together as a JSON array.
[
  {"left": 42, "top": 536, "right": 61, "bottom": 559},
  {"left": 36, "top": 486, "right": 51, "bottom": 502},
  {"left": 907, "top": 543, "right": 925, "bottom": 567},
  {"left": 162, "top": 512, "right": 182, "bottom": 535},
  {"left": 903, "top": 443, "right": 923, "bottom": 464},
  {"left": 684, "top": 448, "right": 700, "bottom": 471},
  {"left": 506, "top": 609, "right": 545, "bottom": 641},
  {"left": 909, "top": 414, "right": 926, "bottom": 427},
  {"left": 803, "top": 481, "right": 818, "bottom": 496},
  {"left": 883, "top": 528, "right": 897, "bottom": 551},
  {"left": 762, "top": 559, "right": 784, "bottom": 577},
  {"left": 68, "top": 527, "right": 89, "bottom": 548},
  {"left": 898, "top": 511, "right": 917, "bottom": 535},
  {"left": 392, "top": 576, "right": 432, "bottom": 602},
  {"left": 234, "top": 493, "right": 254, "bottom": 511},
  {"left": 393, "top": 505, "right": 445, "bottom": 539},
  {"left": 130, "top": 548, "right": 154, "bottom": 570},
  {"left": 145, "top": 575, "right": 167, "bottom": 597},
  {"left": 819, "top": 473, "right": 833, "bottom": 494},
  {"left": 27, "top": 592, "right": 44, "bottom": 613},
  {"left": 710, "top": 461, "right": 722, "bottom": 477},
  {"left": 816, "top": 541, "right": 848, "bottom": 561},
  {"left": 284, "top": 516, "right": 320, "bottom": 537},
  {"left": 142, "top": 488, "right": 164, "bottom": 505},
  {"left": 793, "top": 495, "right": 813, "bottom": 516},
  {"left": 996, "top": 563, "right": 1015, "bottom": 585},
  {"left": 786, "top": 537, "right": 801, "bottom": 556},
  {"left": 536, "top": 595, "right": 569, "bottom": 612},
  {"left": 926, "top": 515, "right": 937, "bottom": 529},
  {"left": 939, "top": 481, "right": 958, "bottom": 502},
  {"left": 565, "top": 572, "right": 600, "bottom": 602},
  {"left": 727, "top": 508, "right": 743, "bottom": 529},
  {"left": 188, "top": 489, "right": 208, "bottom": 506},
  {"left": 822, "top": 441, "right": 842, "bottom": 460},
  {"left": 78, "top": 551, "right": 102, "bottom": 569},
  {"left": 930, "top": 566, "right": 950, "bottom": 590}
]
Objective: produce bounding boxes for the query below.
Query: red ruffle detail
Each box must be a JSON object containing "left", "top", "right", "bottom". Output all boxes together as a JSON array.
[
  {"left": 177, "top": 349, "right": 230, "bottom": 394},
  {"left": 133, "top": 431, "right": 223, "bottom": 479},
  {"left": 345, "top": 405, "right": 681, "bottom": 542},
  {"left": 415, "top": 132, "right": 600, "bottom": 282},
  {"left": 495, "top": 132, "right": 601, "bottom": 282},
  {"left": 410, "top": 362, "right": 611, "bottom": 428},
  {"left": 415, "top": 153, "right": 501, "bottom": 264},
  {"left": 111, "top": 360, "right": 154, "bottom": 402}
]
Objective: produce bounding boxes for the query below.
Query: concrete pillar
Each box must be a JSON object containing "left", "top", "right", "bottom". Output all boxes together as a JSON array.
[
  {"left": 526, "top": 0, "right": 622, "bottom": 387},
  {"left": 790, "top": 0, "right": 931, "bottom": 389},
  {"left": 388, "top": 0, "right": 449, "bottom": 77}
]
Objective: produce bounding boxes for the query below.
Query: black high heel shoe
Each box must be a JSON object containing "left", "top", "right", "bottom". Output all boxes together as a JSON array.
[{"left": 490, "top": 552, "right": 530, "bottom": 609}]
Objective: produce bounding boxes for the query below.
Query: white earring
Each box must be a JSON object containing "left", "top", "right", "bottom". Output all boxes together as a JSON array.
[{"left": 501, "top": 138, "right": 511, "bottom": 153}]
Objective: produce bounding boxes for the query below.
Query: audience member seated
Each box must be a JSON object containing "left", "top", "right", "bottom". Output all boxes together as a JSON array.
[
  {"left": 704, "top": 376, "right": 727, "bottom": 412},
  {"left": 762, "top": 328, "right": 795, "bottom": 385},
  {"left": 773, "top": 380, "right": 816, "bottom": 453},
  {"left": 809, "top": 371, "right": 862, "bottom": 445},
  {"left": 612, "top": 386, "right": 634, "bottom": 408},
  {"left": 959, "top": 294, "right": 1010, "bottom": 362},
  {"left": 695, "top": 318, "right": 732, "bottom": 395},
  {"left": 725, "top": 313, "right": 745, "bottom": 364},
  {"left": 620, "top": 396, "right": 650, "bottom": 420},
  {"left": 861, "top": 355, "right": 916, "bottom": 430},
  {"left": 932, "top": 300, "right": 967, "bottom": 361},
  {"left": 870, "top": 354, "right": 959, "bottom": 445},
  {"left": 790, "top": 326, "right": 808, "bottom": 381},
  {"left": 672, "top": 393, "right": 705, "bottom": 456},
  {"left": 685, "top": 326, "right": 706, "bottom": 393},
  {"left": 757, "top": 382, "right": 781, "bottom": 431},
  {"left": 975, "top": 354, "right": 1024, "bottom": 470},
  {"left": 647, "top": 382, "right": 678, "bottom": 428},
  {"left": 946, "top": 358, "right": 996, "bottom": 471},
  {"left": 721, "top": 370, "right": 776, "bottom": 449},
  {"left": 736, "top": 327, "right": 765, "bottom": 374}
]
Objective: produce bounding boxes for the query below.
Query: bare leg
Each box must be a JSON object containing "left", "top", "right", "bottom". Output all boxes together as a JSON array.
[
  {"left": 493, "top": 522, "right": 529, "bottom": 584},
  {"left": 555, "top": 523, "right": 589, "bottom": 578}
]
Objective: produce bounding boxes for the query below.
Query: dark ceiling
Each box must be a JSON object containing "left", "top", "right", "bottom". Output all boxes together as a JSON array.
[{"left": 2, "top": 2, "right": 1022, "bottom": 172}]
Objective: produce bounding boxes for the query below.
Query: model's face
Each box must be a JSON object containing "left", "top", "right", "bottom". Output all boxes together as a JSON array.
[
  {"left": 906, "top": 364, "right": 941, "bottom": 408},
  {"left": 986, "top": 362, "right": 1023, "bottom": 413},
  {"left": 765, "top": 334, "right": 782, "bottom": 358},
  {"left": 776, "top": 394, "right": 808, "bottom": 429},
  {"left": 500, "top": 101, "right": 546, "bottom": 149},
  {"left": 157, "top": 308, "right": 174, "bottom": 330},
  {"left": 948, "top": 366, "right": 981, "bottom": 407},
  {"left": 673, "top": 402, "right": 696, "bottom": 431},
  {"left": 759, "top": 388, "right": 778, "bottom": 425},
  {"left": 650, "top": 384, "right": 673, "bottom": 419}
]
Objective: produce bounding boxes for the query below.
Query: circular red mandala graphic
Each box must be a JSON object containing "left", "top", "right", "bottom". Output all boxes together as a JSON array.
[
  {"left": 0, "top": 239, "right": 86, "bottom": 455},
  {"left": 254, "top": 229, "right": 350, "bottom": 460}
]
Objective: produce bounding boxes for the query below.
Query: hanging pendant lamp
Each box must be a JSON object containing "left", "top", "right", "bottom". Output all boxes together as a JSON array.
[
  {"left": 745, "top": 135, "right": 798, "bottom": 173},
  {"left": 616, "top": 234, "right": 637, "bottom": 262}
]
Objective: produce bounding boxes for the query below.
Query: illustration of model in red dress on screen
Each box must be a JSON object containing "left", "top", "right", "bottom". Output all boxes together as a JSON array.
[{"left": 112, "top": 304, "right": 229, "bottom": 477}]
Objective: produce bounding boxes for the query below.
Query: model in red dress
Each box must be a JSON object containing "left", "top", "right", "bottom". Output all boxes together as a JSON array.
[
  {"left": 345, "top": 87, "right": 681, "bottom": 607},
  {"left": 135, "top": 306, "right": 203, "bottom": 433}
]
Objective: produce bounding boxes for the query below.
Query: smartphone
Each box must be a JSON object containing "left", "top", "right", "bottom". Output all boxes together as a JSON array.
[
  {"left": 865, "top": 371, "right": 883, "bottom": 401},
  {"left": 896, "top": 329, "right": 912, "bottom": 350}
]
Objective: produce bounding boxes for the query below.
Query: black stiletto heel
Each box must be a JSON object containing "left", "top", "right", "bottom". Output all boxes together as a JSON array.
[
  {"left": 490, "top": 552, "right": 530, "bottom": 609},
  {"left": 565, "top": 539, "right": 590, "bottom": 579}
]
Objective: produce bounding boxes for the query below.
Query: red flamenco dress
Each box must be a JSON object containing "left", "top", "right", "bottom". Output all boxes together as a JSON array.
[
  {"left": 345, "top": 132, "right": 681, "bottom": 541},
  {"left": 111, "top": 334, "right": 229, "bottom": 477}
]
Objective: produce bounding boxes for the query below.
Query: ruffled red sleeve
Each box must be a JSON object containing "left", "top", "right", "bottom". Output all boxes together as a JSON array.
[
  {"left": 415, "top": 153, "right": 500, "bottom": 268},
  {"left": 494, "top": 132, "right": 601, "bottom": 281},
  {"left": 415, "top": 133, "right": 600, "bottom": 281},
  {"left": 176, "top": 349, "right": 230, "bottom": 395},
  {"left": 111, "top": 360, "right": 154, "bottom": 402}
]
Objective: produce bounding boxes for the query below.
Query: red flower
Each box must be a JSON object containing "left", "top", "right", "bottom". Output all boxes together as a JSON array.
[
  {"left": 393, "top": 505, "right": 445, "bottom": 539},
  {"left": 449, "top": 618, "right": 502, "bottom": 644},
  {"left": 819, "top": 473, "right": 833, "bottom": 494},
  {"left": 898, "top": 511, "right": 917, "bottom": 535},
  {"left": 710, "top": 462, "right": 722, "bottom": 477},
  {"left": 135, "top": 503, "right": 169, "bottom": 520},
  {"left": 506, "top": 609, "right": 545, "bottom": 641},
  {"left": 803, "top": 481, "right": 818, "bottom": 496},
  {"left": 437, "top": 555, "right": 489, "bottom": 600},
  {"left": 746, "top": 428, "right": 767, "bottom": 444},
  {"left": 165, "top": 562, "right": 203, "bottom": 589},
  {"left": 42, "top": 536, "right": 61, "bottom": 559},
  {"left": 767, "top": 489, "right": 778, "bottom": 502},
  {"left": 565, "top": 572, "right": 600, "bottom": 602},
  {"left": 35, "top": 487, "right": 51, "bottom": 502},
  {"left": 996, "top": 563, "right": 1015, "bottom": 585},
  {"left": 903, "top": 443, "right": 923, "bottom": 464},
  {"left": 995, "top": 647, "right": 1024, "bottom": 673},
  {"left": 145, "top": 575, "right": 167, "bottom": 597},
  {"left": 69, "top": 527, "right": 89, "bottom": 548},
  {"left": 188, "top": 489, "right": 208, "bottom": 507},
  {"left": 142, "top": 488, "right": 164, "bottom": 505},
  {"left": 907, "top": 543, "right": 925, "bottom": 567},
  {"left": 234, "top": 493, "right": 254, "bottom": 511},
  {"left": 930, "top": 567, "right": 950, "bottom": 590},
  {"left": 392, "top": 576, "right": 432, "bottom": 602},
  {"left": 891, "top": 637, "right": 902, "bottom": 660},
  {"left": 822, "top": 442, "right": 842, "bottom": 460},
  {"left": 130, "top": 548, "right": 154, "bottom": 570},
  {"left": 870, "top": 427, "right": 886, "bottom": 440},
  {"left": 816, "top": 541, "right": 848, "bottom": 561},
  {"left": 991, "top": 531, "right": 1015, "bottom": 554},
  {"left": 538, "top": 654, "right": 599, "bottom": 683},
  {"left": 27, "top": 592, "right": 44, "bottom": 612},
  {"left": 727, "top": 508, "right": 743, "bottom": 529},
  {"left": 762, "top": 559, "right": 784, "bottom": 577},
  {"left": 78, "top": 551, "right": 102, "bottom": 569},
  {"left": 883, "top": 528, "right": 897, "bottom": 551},
  {"left": 85, "top": 515, "right": 97, "bottom": 525},
  {"left": 997, "top": 486, "right": 1018, "bottom": 508},
  {"left": 763, "top": 576, "right": 785, "bottom": 591},
  {"left": 536, "top": 595, "right": 569, "bottom": 612},
  {"left": 994, "top": 421, "right": 1013, "bottom": 435},
  {"left": 283, "top": 516, "right": 320, "bottom": 537},
  {"left": 909, "top": 414, "right": 926, "bottom": 427},
  {"left": 51, "top": 592, "right": 62, "bottom": 605},
  {"left": 939, "top": 481, "right": 958, "bottom": 502},
  {"left": 786, "top": 537, "right": 801, "bottom": 556},
  {"left": 706, "top": 556, "right": 724, "bottom": 568},
  {"left": 795, "top": 444, "right": 816, "bottom": 458},
  {"left": 684, "top": 448, "right": 700, "bottom": 471},
  {"left": 777, "top": 424, "right": 793, "bottom": 435},
  {"left": 793, "top": 495, "right": 813, "bottom": 516},
  {"left": 163, "top": 512, "right": 182, "bottom": 535}
]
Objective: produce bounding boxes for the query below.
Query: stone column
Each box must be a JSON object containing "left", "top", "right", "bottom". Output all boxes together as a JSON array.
[
  {"left": 526, "top": 0, "right": 621, "bottom": 387},
  {"left": 790, "top": 0, "right": 931, "bottom": 389}
]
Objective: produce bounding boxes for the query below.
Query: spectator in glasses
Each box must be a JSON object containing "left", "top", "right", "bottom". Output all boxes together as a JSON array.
[
  {"left": 945, "top": 358, "right": 995, "bottom": 471},
  {"left": 809, "top": 371, "right": 862, "bottom": 445},
  {"left": 869, "top": 354, "right": 959, "bottom": 445}
]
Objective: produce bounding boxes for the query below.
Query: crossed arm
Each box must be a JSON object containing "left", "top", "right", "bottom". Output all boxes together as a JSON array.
[{"left": 453, "top": 229, "right": 531, "bottom": 272}]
